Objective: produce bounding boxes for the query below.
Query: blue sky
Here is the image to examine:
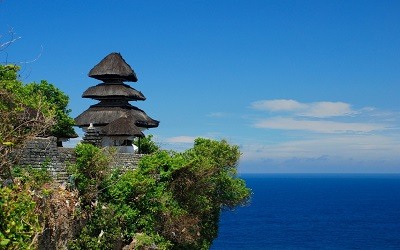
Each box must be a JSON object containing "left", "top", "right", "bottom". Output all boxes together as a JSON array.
[{"left": 1, "top": 0, "right": 400, "bottom": 173}]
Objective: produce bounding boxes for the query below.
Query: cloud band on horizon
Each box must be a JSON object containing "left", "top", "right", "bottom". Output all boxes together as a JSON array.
[
  {"left": 251, "top": 99, "right": 357, "bottom": 118},
  {"left": 251, "top": 99, "right": 390, "bottom": 133}
]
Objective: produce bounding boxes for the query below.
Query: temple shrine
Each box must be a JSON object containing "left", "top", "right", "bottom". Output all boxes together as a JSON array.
[{"left": 75, "top": 53, "right": 159, "bottom": 152}]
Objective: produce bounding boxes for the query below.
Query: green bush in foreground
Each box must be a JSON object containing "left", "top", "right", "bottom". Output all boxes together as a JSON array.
[
  {"left": 133, "top": 134, "right": 160, "bottom": 154},
  {"left": 0, "top": 186, "right": 40, "bottom": 250},
  {"left": 1, "top": 64, "right": 76, "bottom": 180},
  {"left": 68, "top": 143, "right": 112, "bottom": 206},
  {"left": 0, "top": 166, "right": 52, "bottom": 250},
  {"left": 69, "top": 138, "right": 251, "bottom": 249}
]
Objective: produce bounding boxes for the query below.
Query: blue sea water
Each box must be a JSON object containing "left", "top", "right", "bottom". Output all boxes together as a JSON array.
[{"left": 211, "top": 174, "right": 400, "bottom": 249}]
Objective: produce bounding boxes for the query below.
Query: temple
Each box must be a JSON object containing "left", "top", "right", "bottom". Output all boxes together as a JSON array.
[{"left": 75, "top": 53, "right": 159, "bottom": 153}]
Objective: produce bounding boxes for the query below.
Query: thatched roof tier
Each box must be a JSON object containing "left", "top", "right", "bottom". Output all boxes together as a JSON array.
[
  {"left": 88, "top": 53, "right": 138, "bottom": 82},
  {"left": 100, "top": 117, "right": 144, "bottom": 137},
  {"left": 90, "top": 100, "right": 133, "bottom": 108},
  {"left": 75, "top": 106, "right": 159, "bottom": 128},
  {"left": 82, "top": 83, "right": 146, "bottom": 101}
]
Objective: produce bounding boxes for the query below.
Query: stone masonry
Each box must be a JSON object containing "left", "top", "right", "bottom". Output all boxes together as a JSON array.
[{"left": 18, "top": 137, "right": 142, "bottom": 182}]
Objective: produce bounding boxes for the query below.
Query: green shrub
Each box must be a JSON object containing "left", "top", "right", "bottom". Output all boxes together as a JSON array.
[
  {"left": 0, "top": 164, "right": 55, "bottom": 249},
  {"left": 68, "top": 143, "right": 111, "bottom": 206},
  {"left": 11, "top": 165, "right": 52, "bottom": 189},
  {"left": 70, "top": 138, "right": 251, "bottom": 249},
  {"left": 0, "top": 186, "right": 40, "bottom": 250},
  {"left": 134, "top": 135, "right": 160, "bottom": 154}
]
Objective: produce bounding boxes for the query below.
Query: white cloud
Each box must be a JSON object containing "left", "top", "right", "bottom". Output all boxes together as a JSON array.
[
  {"left": 252, "top": 99, "right": 306, "bottom": 112},
  {"left": 299, "top": 101, "right": 356, "bottom": 118},
  {"left": 165, "top": 136, "right": 197, "bottom": 144},
  {"left": 250, "top": 99, "right": 395, "bottom": 134},
  {"left": 207, "top": 112, "right": 229, "bottom": 118},
  {"left": 243, "top": 99, "right": 400, "bottom": 171},
  {"left": 161, "top": 135, "right": 215, "bottom": 152},
  {"left": 251, "top": 99, "right": 357, "bottom": 118},
  {"left": 241, "top": 134, "right": 400, "bottom": 163},
  {"left": 254, "top": 117, "right": 387, "bottom": 133},
  {"left": 63, "top": 136, "right": 82, "bottom": 148}
]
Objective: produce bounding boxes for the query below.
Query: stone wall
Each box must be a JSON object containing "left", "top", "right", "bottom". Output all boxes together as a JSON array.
[
  {"left": 18, "top": 137, "right": 142, "bottom": 182},
  {"left": 110, "top": 153, "right": 144, "bottom": 171},
  {"left": 18, "top": 137, "right": 74, "bottom": 181}
]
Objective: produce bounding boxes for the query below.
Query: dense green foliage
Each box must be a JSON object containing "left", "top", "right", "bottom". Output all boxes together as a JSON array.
[
  {"left": 0, "top": 64, "right": 76, "bottom": 178},
  {"left": 24, "top": 80, "right": 77, "bottom": 138},
  {"left": 0, "top": 65, "right": 48, "bottom": 144},
  {"left": 68, "top": 144, "right": 112, "bottom": 206},
  {"left": 0, "top": 166, "right": 52, "bottom": 250},
  {"left": 0, "top": 64, "right": 76, "bottom": 140},
  {"left": 69, "top": 139, "right": 251, "bottom": 249},
  {"left": 0, "top": 64, "right": 77, "bottom": 249},
  {"left": 0, "top": 185, "right": 40, "bottom": 249},
  {"left": 134, "top": 134, "right": 160, "bottom": 154}
]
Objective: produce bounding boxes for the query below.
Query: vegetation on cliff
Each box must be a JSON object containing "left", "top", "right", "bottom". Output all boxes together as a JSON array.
[
  {"left": 1, "top": 139, "right": 250, "bottom": 250},
  {"left": 0, "top": 64, "right": 76, "bottom": 179},
  {"left": 68, "top": 139, "right": 250, "bottom": 249},
  {"left": 0, "top": 64, "right": 251, "bottom": 249},
  {"left": 0, "top": 65, "right": 76, "bottom": 139},
  {"left": 0, "top": 64, "right": 78, "bottom": 249}
]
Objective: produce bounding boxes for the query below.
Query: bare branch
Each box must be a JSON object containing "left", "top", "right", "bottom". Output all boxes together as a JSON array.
[
  {"left": 0, "top": 28, "right": 21, "bottom": 51},
  {"left": 0, "top": 28, "right": 43, "bottom": 67},
  {"left": 19, "top": 45, "right": 43, "bottom": 64},
  {"left": 0, "top": 36, "right": 21, "bottom": 51}
]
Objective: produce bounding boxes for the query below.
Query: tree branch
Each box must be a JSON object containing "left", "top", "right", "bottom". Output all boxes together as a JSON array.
[{"left": 0, "top": 28, "right": 21, "bottom": 52}]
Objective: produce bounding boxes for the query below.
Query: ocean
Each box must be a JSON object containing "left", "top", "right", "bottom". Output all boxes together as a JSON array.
[{"left": 211, "top": 174, "right": 400, "bottom": 249}]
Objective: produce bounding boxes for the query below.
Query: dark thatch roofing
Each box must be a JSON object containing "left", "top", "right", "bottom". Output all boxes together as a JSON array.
[
  {"left": 91, "top": 101, "right": 133, "bottom": 108},
  {"left": 82, "top": 83, "right": 146, "bottom": 101},
  {"left": 100, "top": 117, "right": 144, "bottom": 137},
  {"left": 88, "top": 53, "right": 138, "bottom": 82},
  {"left": 75, "top": 106, "right": 159, "bottom": 129}
]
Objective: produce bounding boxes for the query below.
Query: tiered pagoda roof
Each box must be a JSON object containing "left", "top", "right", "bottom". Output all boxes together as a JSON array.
[
  {"left": 88, "top": 52, "right": 138, "bottom": 82},
  {"left": 76, "top": 106, "right": 159, "bottom": 128},
  {"left": 82, "top": 83, "right": 146, "bottom": 101},
  {"left": 100, "top": 117, "right": 144, "bottom": 138},
  {"left": 75, "top": 53, "right": 159, "bottom": 139}
]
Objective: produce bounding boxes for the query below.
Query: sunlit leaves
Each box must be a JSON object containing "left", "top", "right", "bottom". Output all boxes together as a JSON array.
[{"left": 71, "top": 138, "right": 251, "bottom": 249}]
